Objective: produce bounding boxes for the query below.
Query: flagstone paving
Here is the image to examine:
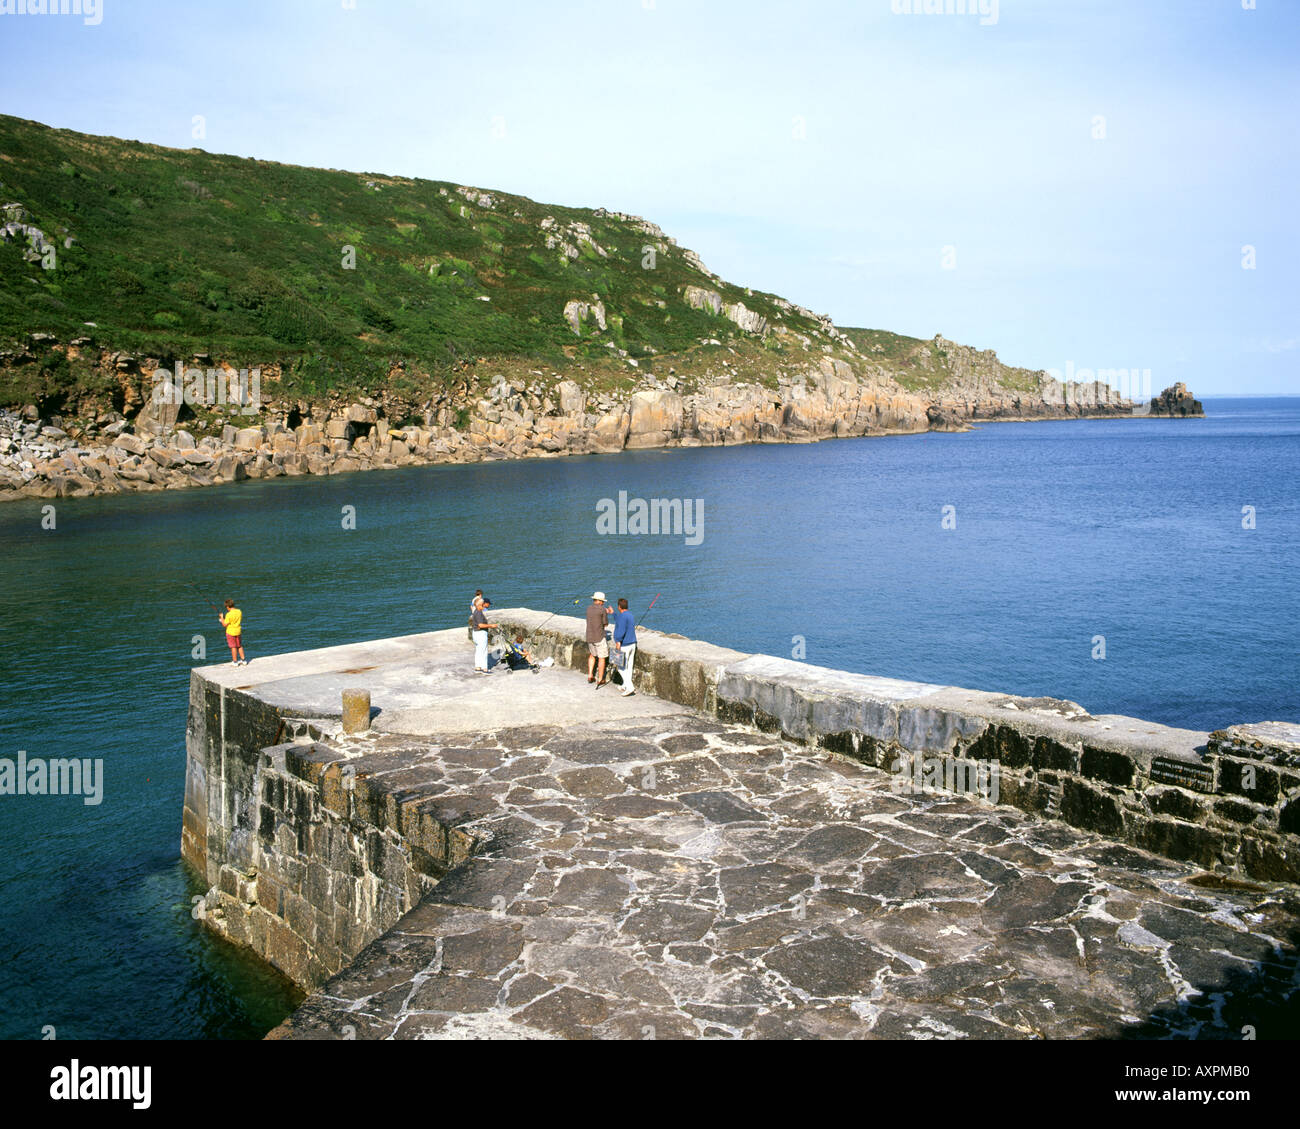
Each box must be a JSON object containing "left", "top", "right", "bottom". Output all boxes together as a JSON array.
[{"left": 269, "top": 711, "right": 1300, "bottom": 1040}]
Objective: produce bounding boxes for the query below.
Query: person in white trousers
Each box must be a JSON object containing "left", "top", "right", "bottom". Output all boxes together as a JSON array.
[
  {"left": 612, "top": 597, "right": 637, "bottom": 696},
  {"left": 472, "top": 598, "right": 497, "bottom": 672}
]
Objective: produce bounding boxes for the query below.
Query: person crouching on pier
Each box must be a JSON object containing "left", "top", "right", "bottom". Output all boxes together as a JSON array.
[
  {"left": 471, "top": 598, "right": 497, "bottom": 673},
  {"left": 219, "top": 599, "right": 246, "bottom": 667}
]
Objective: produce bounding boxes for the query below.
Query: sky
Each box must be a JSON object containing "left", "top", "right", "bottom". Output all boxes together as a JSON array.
[{"left": 1, "top": 0, "right": 1297, "bottom": 396}]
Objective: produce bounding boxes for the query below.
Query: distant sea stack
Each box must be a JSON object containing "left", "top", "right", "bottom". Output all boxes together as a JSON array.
[{"left": 1147, "top": 382, "right": 1205, "bottom": 418}]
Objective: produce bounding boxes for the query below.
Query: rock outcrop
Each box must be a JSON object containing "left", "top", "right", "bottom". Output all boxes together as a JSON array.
[
  {"left": 563, "top": 299, "right": 606, "bottom": 336},
  {"left": 684, "top": 286, "right": 769, "bottom": 337},
  {"left": 1147, "top": 382, "right": 1205, "bottom": 417},
  {"left": 626, "top": 389, "right": 684, "bottom": 449},
  {"left": 1, "top": 201, "right": 65, "bottom": 264}
]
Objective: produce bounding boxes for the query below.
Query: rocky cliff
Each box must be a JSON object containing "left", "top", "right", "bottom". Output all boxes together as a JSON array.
[
  {"left": 1147, "top": 382, "right": 1204, "bottom": 417},
  {"left": 0, "top": 335, "right": 1200, "bottom": 501},
  {"left": 0, "top": 114, "right": 1204, "bottom": 501}
]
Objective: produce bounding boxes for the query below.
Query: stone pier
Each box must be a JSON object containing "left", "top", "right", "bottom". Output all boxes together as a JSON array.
[{"left": 181, "top": 614, "right": 1300, "bottom": 1039}]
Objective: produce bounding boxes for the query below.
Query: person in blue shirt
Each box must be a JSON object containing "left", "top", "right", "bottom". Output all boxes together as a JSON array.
[{"left": 612, "top": 597, "right": 637, "bottom": 696}]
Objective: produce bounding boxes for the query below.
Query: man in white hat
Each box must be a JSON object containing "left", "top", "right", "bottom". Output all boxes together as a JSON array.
[{"left": 585, "top": 591, "right": 613, "bottom": 686}]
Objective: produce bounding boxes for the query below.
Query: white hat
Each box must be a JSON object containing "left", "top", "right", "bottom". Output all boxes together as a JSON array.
[{"left": 592, "top": 591, "right": 606, "bottom": 602}]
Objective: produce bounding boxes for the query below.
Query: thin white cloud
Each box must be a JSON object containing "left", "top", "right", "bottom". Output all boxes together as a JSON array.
[{"left": 1245, "top": 337, "right": 1300, "bottom": 355}]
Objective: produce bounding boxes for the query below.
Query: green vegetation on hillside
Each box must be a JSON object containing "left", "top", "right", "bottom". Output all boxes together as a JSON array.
[
  {"left": 841, "top": 327, "right": 1043, "bottom": 395},
  {"left": 0, "top": 114, "right": 830, "bottom": 407},
  {"left": 840, "top": 328, "right": 949, "bottom": 391}
]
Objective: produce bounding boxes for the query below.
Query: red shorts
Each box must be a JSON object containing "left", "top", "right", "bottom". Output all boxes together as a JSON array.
[{"left": 226, "top": 634, "right": 243, "bottom": 649}]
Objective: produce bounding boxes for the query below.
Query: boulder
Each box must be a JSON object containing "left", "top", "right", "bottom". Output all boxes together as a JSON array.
[
  {"left": 563, "top": 299, "right": 606, "bottom": 335},
  {"left": 684, "top": 286, "right": 723, "bottom": 316},
  {"left": 626, "top": 389, "right": 684, "bottom": 449},
  {"left": 591, "top": 407, "right": 630, "bottom": 453},
  {"left": 147, "top": 448, "right": 181, "bottom": 469},
  {"left": 213, "top": 455, "right": 246, "bottom": 482},
  {"left": 724, "top": 301, "right": 768, "bottom": 336},
  {"left": 556, "top": 380, "right": 586, "bottom": 416},
  {"left": 136, "top": 374, "right": 184, "bottom": 435},
  {"left": 782, "top": 396, "right": 829, "bottom": 434}
]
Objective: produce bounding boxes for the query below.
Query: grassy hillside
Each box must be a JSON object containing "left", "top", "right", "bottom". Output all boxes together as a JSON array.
[
  {"left": 0, "top": 114, "right": 834, "bottom": 409},
  {"left": 1, "top": 114, "right": 1062, "bottom": 425},
  {"left": 840, "top": 328, "right": 950, "bottom": 391},
  {"left": 840, "top": 327, "right": 1043, "bottom": 395}
]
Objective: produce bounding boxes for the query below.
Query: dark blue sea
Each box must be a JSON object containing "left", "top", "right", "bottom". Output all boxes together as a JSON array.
[{"left": 0, "top": 395, "right": 1296, "bottom": 1038}]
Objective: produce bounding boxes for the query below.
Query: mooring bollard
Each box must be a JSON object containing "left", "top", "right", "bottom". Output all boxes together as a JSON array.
[{"left": 342, "top": 688, "right": 371, "bottom": 734}]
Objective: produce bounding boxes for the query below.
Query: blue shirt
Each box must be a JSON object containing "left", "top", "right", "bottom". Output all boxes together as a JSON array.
[{"left": 613, "top": 610, "right": 637, "bottom": 646}]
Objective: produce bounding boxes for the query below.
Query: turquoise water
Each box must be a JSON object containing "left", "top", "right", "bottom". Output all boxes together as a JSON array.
[{"left": 0, "top": 396, "right": 1296, "bottom": 1038}]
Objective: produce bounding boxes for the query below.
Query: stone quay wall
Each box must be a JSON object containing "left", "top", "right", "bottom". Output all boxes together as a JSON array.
[
  {"left": 183, "top": 673, "right": 481, "bottom": 988},
  {"left": 496, "top": 611, "right": 1300, "bottom": 884},
  {"left": 183, "top": 614, "right": 1299, "bottom": 991}
]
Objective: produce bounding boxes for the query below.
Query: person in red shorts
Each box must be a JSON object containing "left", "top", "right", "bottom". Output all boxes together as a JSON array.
[{"left": 219, "top": 599, "right": 247, "bottom": 666}]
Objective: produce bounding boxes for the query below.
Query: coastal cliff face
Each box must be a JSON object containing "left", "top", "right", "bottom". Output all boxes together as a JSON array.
[
  {"left": 0, "top": 340, "right": 1199, "bottom": 500},
  {"left": 0, "top": 114, "right": 1206, "bottom": 501}
]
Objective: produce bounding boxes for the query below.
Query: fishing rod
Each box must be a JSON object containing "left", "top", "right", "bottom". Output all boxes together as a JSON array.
[
  {"left": 168, "top": 578, "right": 222, "bottom": 612},
  {"left": 533, "top": 596, "right": 583, "bottom": 634},
  {"left": 636, "top": 592, "right": 661, "bottom": 628},
  {"left": 189, "top": 582, "right": 224, "bottom": 612}
]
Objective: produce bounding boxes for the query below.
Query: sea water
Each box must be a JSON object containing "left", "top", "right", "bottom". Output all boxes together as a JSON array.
[{"left": 0, "top": 396, "right": 1294, "bottom": 1037}]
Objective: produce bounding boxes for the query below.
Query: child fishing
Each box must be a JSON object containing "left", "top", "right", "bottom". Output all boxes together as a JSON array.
[{"left": 219, "top": 598, "right": 247, "bottom": 666}]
